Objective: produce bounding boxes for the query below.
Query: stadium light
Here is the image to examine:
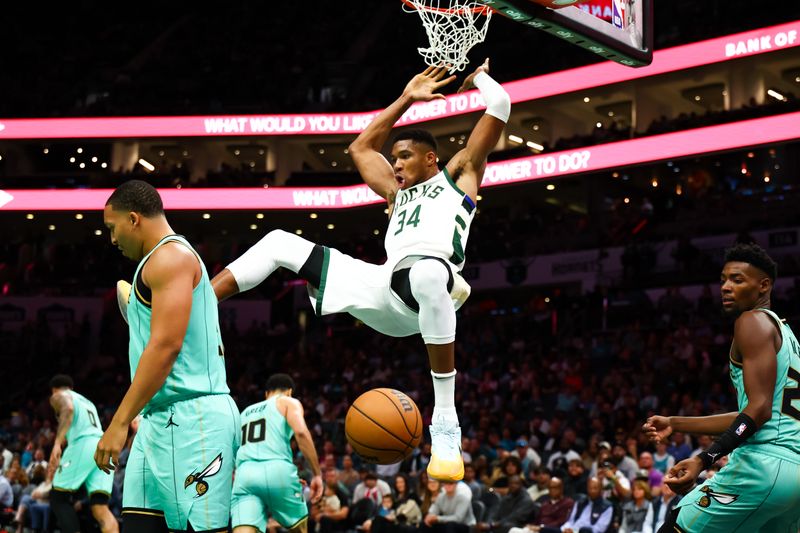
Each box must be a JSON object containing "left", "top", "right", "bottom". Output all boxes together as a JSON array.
[{"left": 138, "top": 158, "right": 155, "bottom": 172}]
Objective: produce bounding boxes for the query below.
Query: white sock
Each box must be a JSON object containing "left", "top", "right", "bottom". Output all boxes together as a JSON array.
[
  {"left": 431, "top": 370, "right": 458, "bottom": 424},
  {"left": 227, "top": 229, "right": 315, "bottom": 292}
]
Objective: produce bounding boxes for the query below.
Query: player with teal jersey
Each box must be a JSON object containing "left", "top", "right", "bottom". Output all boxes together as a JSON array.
[
  {"left": 48, "top": 374, "right": 118, "bottom": 533},
  {"left": 96, "top": 180, "right": 239, "bottom": 533},
  {"left": 231, "top": 374, "right": 323, "bottom": 533},
  {"left": 644, "top": 243, "right": 800, "bottom": 532}
]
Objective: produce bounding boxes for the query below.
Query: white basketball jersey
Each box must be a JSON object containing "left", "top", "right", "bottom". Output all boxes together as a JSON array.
[{"left": 384, "top": 168, "right": 475, "bottom": 270}]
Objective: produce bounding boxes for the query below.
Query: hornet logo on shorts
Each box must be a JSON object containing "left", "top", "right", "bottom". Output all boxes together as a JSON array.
[
  {"left": 697, "top": 485, "right": 738, "bottom": 508},
  {"left": 184, "top": 453, "right": 223, "bottom": 497}
]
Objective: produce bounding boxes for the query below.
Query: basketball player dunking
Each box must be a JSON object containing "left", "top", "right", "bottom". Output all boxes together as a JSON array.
[
  {"left": 212, "top": 60, "right": 510, "bottom": 481},
  {"left": 643, "top": 244, "right": 800, "bottom": 532}
]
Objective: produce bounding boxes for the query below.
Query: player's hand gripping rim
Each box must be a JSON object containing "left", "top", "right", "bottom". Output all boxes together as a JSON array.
[{"left": 458, "top": 57, "right": 490, "bottom": 93}]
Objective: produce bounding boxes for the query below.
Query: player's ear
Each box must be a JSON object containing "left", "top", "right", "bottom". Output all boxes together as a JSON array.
[
  {"left": 759, "top": 276, "right": 772, "bottom": 295},
  {"left": 426, "top": 150, "right": 437, "bottom": 166},
  {"left": 128, "top": 211, "right": 141, "bottom": 228}
]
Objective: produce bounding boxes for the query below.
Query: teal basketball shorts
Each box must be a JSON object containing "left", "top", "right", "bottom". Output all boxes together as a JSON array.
[
  {"left": 674, "top": 444, "right": 800, "bottom": 533},
  {"left": 122, "top": 394, "right": 240, "bottom": 531},
  {"left": 231, "top": 459, "right": 308, "bottom": 530},
  {"left": 52, "top": 436, "right": 113, "bottom": 498}
]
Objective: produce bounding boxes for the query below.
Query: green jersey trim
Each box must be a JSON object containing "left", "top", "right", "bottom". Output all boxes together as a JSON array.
[
  {"left": 443, "top": 167, "right": 466, "bottom": 196},
  {"left": 315, "top": 247, "right": 331, "bottom": 316}
]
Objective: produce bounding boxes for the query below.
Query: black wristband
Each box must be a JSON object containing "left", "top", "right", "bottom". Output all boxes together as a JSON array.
[{"left": 698, "top": 412, "right": 758, "bottom": 469}]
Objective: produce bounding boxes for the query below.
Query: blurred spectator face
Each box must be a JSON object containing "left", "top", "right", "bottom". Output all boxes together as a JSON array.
[
  {"left": 34, "top": 448, "right": 45, "bottom": 462},
  {"left": 612, "top": 444, "right": 627, "bottom": 462},
  {"left": 697, "top": 435, "right": 712, "bottom": 449},
  {"left": 632, "top": 482, "right": 647, "bottom": 501},
  {"left": 382, "top": 494, "right": 394, "bottom": 509},
  {"left": 567, "top": 459, "right": 584, "bottom": 478},
  {"left": 508, "top": 475, "right": 523, "bottom": 495},
  {"left": 672, "top": 432, "right": 685, "bottom": 445},
  {"left": 325, "top": 469, "right": 339, "bottom": 487},
  {"left": 342, "top": 455, "right": 354, "bottom": 470},
  {"left": 395, "top": 475, "right": 407, "bottom": 495},
  {"left": 504, "top": 458, "right": 521, "bottom": 475},
  {"left": 587, "top": 477, "right": 602, "bottom": 500},
  {"left": 427, "top": 479, "right": 441, "bottom": 494},
  {"left": 656, "top": 442, "right": 667, "bottom": 454},
  {"left": 443, "top": 481, "right": 457, "bottom": 495},
  {"left": 324, "top": 454, "right": 336, "bottom": 470},
  {"left": 365, "top": 476, "right": 377, "bottom": 488},
  {"left": 323, "top": 441, "right": 335, "bottom": 455},
  {"left": 597, "top": 448, "right": 611, "bottom": 464},
  {"left": 638, "top": 452, "right": 653, "bottom": 469},
  {"left": 464, "top": 464, "right": 476, "bottom": 482},
  {"left": 548, "top": 477, "right": 564, "bottom": 500},
  {"left": 537, "top": 469, "right": 551, "bottom": 487},
  {"left": 559, "top": 437, "right": 571, "bottom": 453}
]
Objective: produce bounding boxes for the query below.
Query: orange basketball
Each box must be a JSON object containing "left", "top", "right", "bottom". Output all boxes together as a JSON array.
[{"left": 345, "top": 388, "right": 423, "bottom": 464}]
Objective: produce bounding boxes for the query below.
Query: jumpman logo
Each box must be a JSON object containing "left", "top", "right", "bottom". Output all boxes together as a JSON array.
[{"left": 165, "top": 413, "right": 179, "bottom": 428}]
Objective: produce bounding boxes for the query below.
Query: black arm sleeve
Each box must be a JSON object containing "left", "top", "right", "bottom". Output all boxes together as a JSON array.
[{"left": 698, "top": 412, "right": 758, "bottom": 469}]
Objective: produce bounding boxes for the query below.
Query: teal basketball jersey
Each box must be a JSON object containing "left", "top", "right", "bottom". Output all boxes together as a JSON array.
[
  {"left": 236, "top": 395, "right": 294, "bottom": 466},
  {"left": 65, "top": 390, "right": 103, "bottom": 442},
  {"left": 127, "top": 234, "right": 229, "bottom": 413},
  {"left": 730, "top": 308, "right": 800, "bottom": 457}
]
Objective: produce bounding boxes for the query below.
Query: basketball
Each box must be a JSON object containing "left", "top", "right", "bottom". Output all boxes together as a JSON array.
[{"left": 345, "top": 388, "right": 423, "bottom": 464}]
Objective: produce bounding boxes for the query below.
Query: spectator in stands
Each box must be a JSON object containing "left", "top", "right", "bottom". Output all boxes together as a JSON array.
[
  {"left": 588, "top": 442, "right": 611, "bottom": 476},
  {"left": 24, "top": 448, "right": 47, "bottom": 480},
  {"left": 478, "top": 475, "right": 536, "bottom": 533},
  {"left": 619, "top": 480, "right": 651, "bottom": 533},
  {"left": 0, "top": 442, "right": 11, "bottom": 474},
  {"left": 6, "top": 465, "right": 28, "bottom": 507},
  {"left": 314, "top": 469, "right": 351, "bottom": 533},
  {"left": 561, "top": 477, "right": 612, "bottom": 533},
  {"left": 531, "top": 476, "right": 574, "bottom": 532},
  {"left": 689, "top": 434, "right": 712, "bottom": 458},
  {"left": 651, "top": 442, "right": 674, "bottom": 475},
  {"left": 512, "top": 438, "right": 541, "bottom": 474},
  {"left": 338, "top": 455, "right": 360, "bottom": 494},
  {"left": 563, "top": 459, "right": 588, "bottom": 499},
  {"left": 547, "top": 438, "right": 581, "bottom": 476},
  {"left": 597, "top": 458, "right": 630, "bottom": 502},
  {"left": 610, "top": 443, "right": 638, "bottom": 480},
  {"left": 527, "top": 467, "right": 551, "bottom": 502},
  {"left": 12, "top": 465, "right": 49, "bottom": 533},
  {"left": 0, "top": 458, "right": 12, "bottom": 507},
  {"left": 422, "top": 481, "right": 475, "bottom": 533},
  {"left": 642, "top": 480, "right": 680, "bottom": 533},
  {"left": 419, "top": 477, "right": 440, "bottom": 517},
  {"left": 635, "top": 453, "right": 663, "bottom": 489},
  {"left": 463, "top": 464, "right": 483, "bottom": 502},
  {"left": 666, "top": 432, "right": 692, "bottom": 462},
  {"left": 489, "top": 455, "right": 525, "bottom": 487},
  {"left": 353, "top": 472, "right": 392, "bottom": 505}
]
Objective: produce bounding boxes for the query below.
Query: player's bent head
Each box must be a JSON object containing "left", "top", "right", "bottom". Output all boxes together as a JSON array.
[
  {"left": 106, "top": 180, "right": 164, "bottom": 218},
  {"left": 721, "top": 243, "right": 777, "bottom": 313},
  {"left": 265, "top": 373, "right": 295, "bottom": 395},
  {"left": 49, "top": 374, "right": 74, "bottom": 391}
]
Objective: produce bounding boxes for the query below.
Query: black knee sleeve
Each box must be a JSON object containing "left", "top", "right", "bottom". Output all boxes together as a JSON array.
[
  {"left": 298, "top": 245, "right": 325, "bottom": 289},
  {"left": 50, "top": 489, "right": 80, "bottom": 533},
  {"left": 89, "top": 491, "right": 110, "bottom": 505}
]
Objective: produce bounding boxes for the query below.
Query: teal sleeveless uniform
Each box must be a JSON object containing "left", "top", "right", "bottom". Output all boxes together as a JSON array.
[
  {"left": 121, "top": 235, "right": 241, "bottom": 531},
  {"left": 231, "top": 396, "right": 308, "bottom": 530},
  {"left": 52, "top": 390, "right": 113, "bottom": 498},
  {"left": 676, "top": 309, "right": 800, "bottom": 532}
]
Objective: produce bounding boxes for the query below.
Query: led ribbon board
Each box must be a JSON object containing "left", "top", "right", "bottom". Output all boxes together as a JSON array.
[
  {"left": 0, "top": 21, "right": 796, "bottom": 139},
  {"left": 2, "top": 111, "right": 798, "bottom": 211}
]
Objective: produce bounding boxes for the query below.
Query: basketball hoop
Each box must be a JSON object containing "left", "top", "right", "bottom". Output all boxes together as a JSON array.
[{"left": 401, "top": 0, "right": 492, "bottom": 73}]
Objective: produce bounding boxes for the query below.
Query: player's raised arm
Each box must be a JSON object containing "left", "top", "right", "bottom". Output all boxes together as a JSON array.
[
  {"left": 95, "top": 245, "right": 198, "bottom": 473},
  {"left": 349, "top": 66, "right": 456, "bottom": 202},
  {"left": 282, "top": 397, "right": 323, "bottom": 503},
  {"left": 446, "top": 58, "right": 510, "bottom": 202}
]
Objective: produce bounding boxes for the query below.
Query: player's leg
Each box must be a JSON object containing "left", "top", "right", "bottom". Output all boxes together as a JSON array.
[
  {"left": 121, "top": 418, "right": 169, "bottom": 533},
  {"left": 231, "top": 461, "right": 269, "bottom": 533},
  {"left": 233, "top": 527, "right": 260, "bottom": 533},
  {"left": 264, "top": 460, "right": 310, "bottom": 533},
  {"left": 214, "top": 229, "right": 318, "bottom": 299},
  {"left": 408, "top": 258, "right": 463, "bottom": 481},
  {"left": 87, "top": 468, "right": 118, "bottom": 533},
  {"left": 672, "top": 450, "right": 795, "bottom": 532},
  {"left": 51, "top": 437, "right": 97, "bottom": 533},
  {"left": 49, "top": 489, "right": 80, "bottom": 533}
]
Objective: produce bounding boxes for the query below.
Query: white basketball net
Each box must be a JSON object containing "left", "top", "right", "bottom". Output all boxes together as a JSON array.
[{"left": 403, "top": 0, "right": 492, "bottom": 73}]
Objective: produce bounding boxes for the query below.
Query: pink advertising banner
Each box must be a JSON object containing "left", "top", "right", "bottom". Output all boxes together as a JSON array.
[
  {"left": 1, "top": 111, "right": 798, "bottom": 211},
  {"left": 0, "top": 22, "right": 796, "bottom": 140}
]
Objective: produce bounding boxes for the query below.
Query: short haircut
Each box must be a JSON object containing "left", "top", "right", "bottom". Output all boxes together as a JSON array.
[
  {"left": 49, "top": 375, "right": 74, "bottom": 389},
  {"left": 724, "top": 243, "right": 777, "bottom": 281},
  {"left": 106, "top": 180, "right": 164, "bottom": 217},
  {"left": 393, "top": 129, "right": 438, "bottom": 154},
  {"left": 265, "top": 373, "right": 295, "bottom": 393}
]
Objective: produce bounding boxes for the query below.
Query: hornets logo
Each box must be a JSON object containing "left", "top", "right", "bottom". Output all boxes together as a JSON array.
[
  {"left": 184, "top": 453, "right": 223, "bottom": 497},
  {"left": 697, "top": 485, "right": 738, "bottom": 508}
]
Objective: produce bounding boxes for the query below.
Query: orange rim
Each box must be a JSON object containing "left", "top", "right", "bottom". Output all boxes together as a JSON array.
[{"left": 401, "top": 0, "right": 492, "bottom": 16}]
